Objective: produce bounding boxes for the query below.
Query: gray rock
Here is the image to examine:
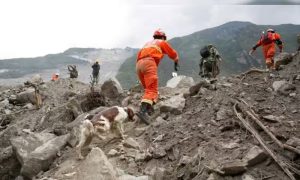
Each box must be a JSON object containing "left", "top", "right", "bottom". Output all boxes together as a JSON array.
[
  {"left": 101, "top": 77, "right": 123, "bottom": 99},
  {"left": 216, "top": 108, "right": 228, "bottom": 121},
  {"left": 9, "top": 94, "right": 17, "bottom": 102},
  {"left": 24, "top": 103, "right": 34, "bottom": 110},
  {"left": 262, "top": 115, "right": 283, "bottom": 123},
  {"left": 135, "top": 127, "right": 148, "bottom": 137},
  {"left": 221, "top": 83, "right": 233, "bottom": 88},
  {"left": 150, "top": 167, "right": 166, "bottom": 180},
  {"left": 0, "top": 99, "right": 9, "bottom": 108},
  {"left": 15, "top": 88, "right": 37, "bottom": 105},
  {"left": 152, "top": 147, "right": 167, "bottom": 159},
  {"left": 10, "top": 132, "right": 70, "bottom": 178},
  {"left": 242, "top": 174, "right": 256, "bottom": 180},
  {"left": 189, "top": 80, "right": 212, "bottom": 96},
  {"left": 272, "top": 80, "right": 287, "bottom": 92},
  {"left": 135, "top": 151, "right": 152, "bottom": 162},
  {"left": 118, "top": 175, "right": 149, "bottom": 180},
  {"left": 178, "top": 156, "right": 191, "bottom": 166},
  {"left": 121, "top": 96, "right": 132, "bottom": 107},
  {"left": 0, "top": 146, "right": 13, "bottom": 163},
  {"left": 243, "top": 146, "right": 267, "bottom": 167},
  {"left": 286, "top": 137, "right": 300, "bottom": 147},
  {"left": 220, "top": 142, "right": 240, "bottom": 149},
  {"left": 153, "top": 116, "right": 167, "bottom": 128},
  {"left": 4, "top": 109, "right": 12, "bottom": 115},
  {"left": 220, "top": 160, "right": 247, "bottom": 175},
  {"left": 166, "top": 76, "right": 195, "bottom": 88},
  {"left": 160, "top": 94, "right": 185, "bottom": 115},
  {"left": 76, "top": 147, "right": 117, "bottom": 180},
  {"left": 274, "top": 52, "right": 293, "bottom": 68},
  {"left": 30, "top": 74, "right": 43, "bottom": 84},
  {"left": 123, "top": 138, "right": 140, "bottom": 150},
  {"left": 15, "top": 176, "right": 25, "bottom": 180},
  {"left": 282, "top": 150, "right": 297, "bottom": 161},
  {"left": 207, "top": 173, "right": 220, "bottom": 180},
  {"left": 108, "top": 149, "right": 119, "bottom": 157}
]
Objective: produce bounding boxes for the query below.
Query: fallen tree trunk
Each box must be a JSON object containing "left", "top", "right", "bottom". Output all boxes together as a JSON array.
[
  {"left": 239, "top": 99, "right": 300, "bottom": 156},
  {"left": 233, "top": 103, "right": 296, "bottom": 180}
]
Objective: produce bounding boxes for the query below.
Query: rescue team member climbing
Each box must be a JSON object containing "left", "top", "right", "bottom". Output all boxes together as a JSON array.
[
  {"left": 51, "top": 73, "right": 59, "bottom": 81},
  {"left": 136, "top": 29, "right": 179, "bottom": 124},
  {"left": 249, "top": 29, "right": 283, "bottom": 70}
]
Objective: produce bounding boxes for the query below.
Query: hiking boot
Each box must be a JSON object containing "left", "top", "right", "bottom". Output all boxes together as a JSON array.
[
  {"left": 136, "top": 102, "right": 150, "bottom": 125},
  {"left": 147, "top": 104, "right": 155, "bottom": 116}
]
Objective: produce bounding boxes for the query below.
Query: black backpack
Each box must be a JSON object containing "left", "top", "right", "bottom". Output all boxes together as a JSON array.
[{"left": 200, "top": 46, "right": 211, "bottom": 58}]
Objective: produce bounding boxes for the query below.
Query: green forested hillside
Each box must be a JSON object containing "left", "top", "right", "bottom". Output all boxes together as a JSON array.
[{"left": 116, "top": 21, "right": 300, "bottom": 89}]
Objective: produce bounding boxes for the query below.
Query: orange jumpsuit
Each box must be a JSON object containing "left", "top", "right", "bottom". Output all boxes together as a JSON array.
[
  {"left": 136, "top": 39, "right": 178, "bottom": 105},
  {"left": 51, "top": 74, "right": 59, "bottom": 81},
  {"left": 253, "top": 32, "right": 283, "bottom": 68}
]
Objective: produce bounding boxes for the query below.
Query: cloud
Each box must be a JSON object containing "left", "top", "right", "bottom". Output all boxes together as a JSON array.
[
  {"left": 0, "top": 0, "right": 299, "bottom": 59},
  {"left": 244, "top": 0, "right": 300, "bottom": 5}
]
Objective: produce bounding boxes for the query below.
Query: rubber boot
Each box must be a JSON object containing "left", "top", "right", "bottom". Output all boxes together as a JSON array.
[
  {"left": 147, "top": 103, "right": 154, "bottom": 116},
  {"left": 136, "top": 102, "right": 150, "bottom": 125}
]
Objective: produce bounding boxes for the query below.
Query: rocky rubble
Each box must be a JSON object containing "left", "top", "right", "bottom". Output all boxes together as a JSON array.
[{"left": 0, "top": 52, "right": 300, "bottom": 180}]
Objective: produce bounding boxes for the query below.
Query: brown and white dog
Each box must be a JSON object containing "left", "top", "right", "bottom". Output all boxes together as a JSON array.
[{"left": 76, "top": 106, "right": 135, "bottom": 159}]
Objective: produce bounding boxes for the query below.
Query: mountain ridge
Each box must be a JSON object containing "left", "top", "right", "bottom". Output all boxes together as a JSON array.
[{"left": 117, "top": 21, "right": 300, "bottom": 89}]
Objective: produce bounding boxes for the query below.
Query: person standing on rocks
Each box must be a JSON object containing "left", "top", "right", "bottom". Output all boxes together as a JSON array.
[
  {"left": 67, "top": 65, "right": 78, "bottom": 79},
  {"left": 91, "top": 60, "right": 100, "bottom": 85},
  {"left": 136, "top": 29, "right": 179, "bottom": 124},
  {"left": 249, "top": 29, "right": 283, "bottom": 70},
  {"left": 199, "top": 44, "right": 222, "bottom": 79}
]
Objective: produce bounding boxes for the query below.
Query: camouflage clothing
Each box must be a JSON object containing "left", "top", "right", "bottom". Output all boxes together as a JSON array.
[{"left": 199, "top": 45, "right": 222, "bottom": 78}]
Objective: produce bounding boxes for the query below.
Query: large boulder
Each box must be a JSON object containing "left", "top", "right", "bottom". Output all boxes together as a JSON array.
[
  {"left": 30, "top": 74, "right": 43, "bottom": 84},
  {"left": 166, "top": 76, "right": 195, "bottom": 89},
  {"left": 160, "top": 94, "right": 186, "bottom": 115},
  {"left": 274, "top": 52, "right": 293, "bottom": 69},
  {"left": 286, "top": 137, "right": 300, "bottom": 148},
  {"left": 10, "top": 132, "right": 70, "bottom": 178},
  {"left": 189, "top": 80, "right": 213, "bottom": 96},
  {"left": 101, "top": 77, "right": 123, "bottom": 99},
  {"left": 243, "top": 146, "right": 267, "bottom": 167},
  {"left": 272, "top": 80, "right": 296, "bottom": 95},
  {"left": 220, "top": 160, "right": 247, "bottom": 175},
  {"left": 75, "top": 147, "right": 117, "bottom": 180},
  {"left": 14, "top": 88, "right": 36, "bottom": 105}
]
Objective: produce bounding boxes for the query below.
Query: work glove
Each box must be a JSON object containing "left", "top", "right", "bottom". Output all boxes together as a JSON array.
[
  {"left": 174, "top": 62, "right": 179, "bottom": 71},
  {"left": 249, "top": 49, "right": 255, "bottom": 56}
]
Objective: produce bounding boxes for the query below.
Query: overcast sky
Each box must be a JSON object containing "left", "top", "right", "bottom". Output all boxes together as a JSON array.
[{"left": 0, "top": 0, "right": 299, "bottom": 59}]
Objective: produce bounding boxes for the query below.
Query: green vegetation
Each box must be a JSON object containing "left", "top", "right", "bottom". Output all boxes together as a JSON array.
[{"left": 117, "top": 21, "right": 300, "bottom": 89}]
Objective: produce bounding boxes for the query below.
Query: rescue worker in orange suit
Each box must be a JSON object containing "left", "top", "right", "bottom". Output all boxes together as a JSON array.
[
  {"left": 249, "top": 29, "right": 283, "bottom": 70},
  {"left": 51, "top": 73, "right": 59, "bottom": 81},
  {"left": 136, "top": 29, "right": 179, "bottom": 124}
]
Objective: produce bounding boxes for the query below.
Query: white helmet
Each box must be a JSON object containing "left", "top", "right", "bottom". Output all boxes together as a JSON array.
[
  {"left": 55, "top": 73, "right": 59, "bottom": 76},
  {"left": 267, "top": 28, "right": 275, "bottom": 32}
]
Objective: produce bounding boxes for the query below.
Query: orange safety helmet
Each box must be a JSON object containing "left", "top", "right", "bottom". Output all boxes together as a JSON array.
[{"left": 153, "top": 29, "right": 167, "bottom": 40}]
